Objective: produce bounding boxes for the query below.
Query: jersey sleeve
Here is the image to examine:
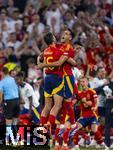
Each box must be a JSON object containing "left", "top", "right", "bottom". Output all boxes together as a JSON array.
[
  {"left": 61, "top": 44, "right": 75, "bottom": 58},
  {"left": 77, "top": 91, "right": 85, "bottom": 99},
  {"left": 25, "top": 85, "right": 33, "bottom": 98}
]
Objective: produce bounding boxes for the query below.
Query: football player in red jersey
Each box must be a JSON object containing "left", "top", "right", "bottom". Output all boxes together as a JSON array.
[
  {"left": 56, "top": 30, "right": 76, "bottom": 150},
  {"left": 69, "top": 77, "right": 106, "bottom": 150}
]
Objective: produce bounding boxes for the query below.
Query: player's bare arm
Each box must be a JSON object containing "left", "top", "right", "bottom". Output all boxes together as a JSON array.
[
  {"left": 37, "top": 55, "right": 76, "bottom": 69},
  {"left": 81, "top": 97, "right": 93, "bottom": 107},
  {"left": 91, "top": 97, "right": 98, "bottom": 111},
  {"left": 37, "top": 55, "right": 68, "bottom": 69},
  {"left": 67, "top": 57, "right": 76, "bottom": 66}
]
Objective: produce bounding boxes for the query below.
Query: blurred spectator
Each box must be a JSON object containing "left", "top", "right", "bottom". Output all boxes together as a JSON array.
[
  {"left": 13, "top": 0, "right": 28, "bottom": 13},
  {"left": 63, "top": 10, "right": 77, "bottom": 29},
  {"left": 27, "top": 14, "right": 45, "bottom": 36},
  {"left": 6, "top": 32, "right": 21, "bottom": 54},
  {"left": 27, "top": 58, "right": 42, "bottom": 84},
  {"left": 89, "top": 67, "right": 108, "bottom": 89},
  {"left": 75, "top": 57, "right": 87, "bottom": 75},
  {"left": 0, "top": 32, "right": 5, "bottom": 50},
  {"left": 45, "top": 1, "right": 63, "bottom": 35},
  {"left": 24, "top": 3, "right": 36, "bottom": 22}
]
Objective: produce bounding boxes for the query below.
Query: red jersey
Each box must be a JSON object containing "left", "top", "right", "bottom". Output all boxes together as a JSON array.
[
  {"left": 43, "top": 44, "right": 64, "bottom": 77},
  {"left": 60, "top": 43, "right": 75, "bottom": 76},
  {"left": 78, "top": 88, "right": 98, "bottom": 118}
]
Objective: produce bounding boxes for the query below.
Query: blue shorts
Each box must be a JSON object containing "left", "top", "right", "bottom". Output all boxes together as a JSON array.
[
  {"left": 44, "top": 74, "right": 64, "bottom": 98},
  {"left": 77, "top": 116, "right": 98, "bottom": 128},
  {"left": 20, "top": 106, "right": 41, "bottom": 124},
  {"left": 63, "top": 75, "right": 74, "bottom": 99}
]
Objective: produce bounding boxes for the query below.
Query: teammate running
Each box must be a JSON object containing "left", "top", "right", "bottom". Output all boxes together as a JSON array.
[{"left": 69, "top": 77, "right": 107, "bottom": 150}]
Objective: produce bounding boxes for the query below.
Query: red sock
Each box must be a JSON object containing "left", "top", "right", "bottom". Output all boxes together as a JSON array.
[
  {"left": 40, "top": 116, "right": 48, "bottom": 125},
  {"left": 48, "top": 114, "right": 56, "bottom": 125},
  {"left": 63, "top": 101, "right": 75, "bottom": 124},
  {"left": 62, "top": 128, "right": 71, "bottom": 144},
  {"left": 81, "top": 130, "right": 86, "bottom": 139},
  {"left": 55, "top": 127, "right": 60, "bottom": 143},
  {"left": 59, "top": 108, "right": 66, "bottom": 124},
  {"left": 73, "top": 131, "right": 79, "bottom": 145},
  {"left": 98, "top": 124, "right": 104, "bottom": 136},
  {"left": 18, "top": 127, "right": 24, "bottom": 141},
  {"left": 94, "top": 130, "right": 103, "bottom": 144}
]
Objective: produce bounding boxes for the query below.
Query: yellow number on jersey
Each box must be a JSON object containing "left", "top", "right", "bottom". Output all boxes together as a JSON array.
[{"left": 44, "top": 56, "right": 54, "bottom": 70}]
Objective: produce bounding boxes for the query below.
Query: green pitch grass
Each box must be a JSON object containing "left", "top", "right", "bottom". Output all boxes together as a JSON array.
[
  {"left": 0, "top": 146, "right": 112, "bottom": 150},
  {"left": 0, "top": 147, "right": 112, "bottom": 150},
  {"left": 50, "top": 147, "right": 113, "bottom": 150}
]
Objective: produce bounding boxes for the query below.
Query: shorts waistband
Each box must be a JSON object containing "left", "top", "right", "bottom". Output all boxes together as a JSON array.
[{"left": 4, "top": 98, "right": 19, "bottom": 101}]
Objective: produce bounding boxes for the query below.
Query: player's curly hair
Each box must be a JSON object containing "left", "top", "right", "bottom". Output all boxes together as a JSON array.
[{"left": 44, "top": 32, "right": 54, "bottom": 45}]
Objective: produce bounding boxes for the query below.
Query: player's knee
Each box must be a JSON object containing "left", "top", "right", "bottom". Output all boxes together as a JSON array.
[{"left": 92, "top": 125, "right": 98, "bottom": 133}]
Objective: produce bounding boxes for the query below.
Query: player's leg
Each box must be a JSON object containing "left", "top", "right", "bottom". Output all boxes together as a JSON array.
[
  {"left": 63, "top": 99, "right": 75, "bottom": 125},
  {"left": 40, "top": 75, "right": 54, "bottom": 125},
  {"left": 40, "top": 97, "right": 53, "bottom": 125},
  {"left": 47, "top": 75, "right": 64, "bottom": 126},
  {"left": 63, "top": 75, "right": 75, "bottom": 125},
  {"left": 91, "top": 117, "right": 105, "bottom": 148},
  {"left": 70, "top": 121, "right": 83, "bottom": 150},
  {"left": 61, "top": 75, "right": 75, "bottom": 150},
  {"left": 54, "top": 103, "right": 67, "bottom": 150},
  {"left": 61, "top": 118, "right": 85, "bottom": 150},
  {"left": 5, "top": 101, "right": 19, "bottom": 145},
  {"left": 104, "top": 107, "right": 112, "bottom": 149},
  {"left": 48, "top": 94, "right": 63, "bottom": 126}
]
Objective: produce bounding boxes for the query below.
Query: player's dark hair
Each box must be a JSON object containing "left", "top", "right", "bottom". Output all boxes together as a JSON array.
[
  {"left": 16, "top": 71, "right": 25, "bottom": 79},
  {"left": 44, "top": 32, "right": 54, "bottom": 45},
  {"left": 2, "top": 67, "right": 9, "bottom": 75},
  {"left": 67, "top": 28, "right": 75, "bottom": 39},
  {"left": 96, "top": 67, "right": 104, "bottom": 73}
]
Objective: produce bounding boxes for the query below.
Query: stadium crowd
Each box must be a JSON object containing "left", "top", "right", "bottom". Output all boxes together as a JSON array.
[{"left": 0, "top": 0, "right": 113, "bottom": 150}]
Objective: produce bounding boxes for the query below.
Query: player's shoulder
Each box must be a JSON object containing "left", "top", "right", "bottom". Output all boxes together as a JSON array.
[
  {"left": 44, "top": 46, "right": 51, "bottom": 52},
  {"left": 24, "top": 82, "right": 33, "bottom": 90},
  {"left": 88, "top": 88, "right": 96, "bottom": 94}
]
